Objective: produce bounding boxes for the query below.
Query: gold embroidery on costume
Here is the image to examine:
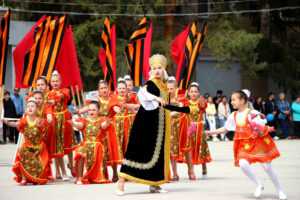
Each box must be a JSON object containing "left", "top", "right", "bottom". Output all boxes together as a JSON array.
[
  {"left": 77, "top": 119, "right": 102, "bottom": 170},
  {"left": 244, "top": 143, "right": 250, "bottom": 150},
  {"left": 19, "top": 119, "right": 44, "bottom": 178}
]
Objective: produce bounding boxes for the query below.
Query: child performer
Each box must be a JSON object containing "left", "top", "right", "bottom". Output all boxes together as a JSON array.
[
  {"left": 206, "top": 90, "right": 287, "bottom": 200},
  {"left": 95, "top": 80, "right": 120, "bottom": 182},
  {"left": 33, "top": 91, "right": 46, "bottom": 118},
  {"left": 124, "top": 75, "right": 137, "bottom": 96},
  {"left": 35, "top": 76, "right": 49, "bottom": 94},
  {"left": 78, "top": 80, "right": 120, "bottom": 182},
  {"left": 123, "top": 75, "right": 140, "bottom": 129},
  {"left": 167, "top": 76, "right": 183, "bottom": 181},
  {"left": 112, "top": 78, "right": 140, "bottom": 159},
  {"left": 46, "top": 70, "right": 75, "bottom": 180},
  {"left": 179, "top": 82, "right": 212, "bottom": 180},
  {"left": 6, "top": 97, "right": 51, "bottom": 185},
  {"left": 72, "top": 101, "right": 111, "bottom": 184}
]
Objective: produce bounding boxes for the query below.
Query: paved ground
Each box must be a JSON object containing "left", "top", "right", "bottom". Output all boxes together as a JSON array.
[{"left": 0, "top": 140, "right": 299, "bottom": 200}]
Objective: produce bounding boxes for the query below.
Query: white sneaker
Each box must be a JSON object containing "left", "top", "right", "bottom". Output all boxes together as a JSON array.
[
  {"left": 149, "top": 186, "right": 168, "bottom": 193},
  {"left": 158, "top": 188, "right": 168, "bottom": 193},
  {"left": 62, "top": 175, "right": 70, "bottom": 181},
  {"left": 212, "top": 137, "right": 219, "bottom": 142},
  {"left": 274, "top": 136, "right": 280, "bottom": 140},
  {"left": 278, "top": 191, "right": 287, "bottom": 200},
  {"left": 115, "top": 189, "right": 125, "bottom": 196},
  {"left": 254, "top": 185, "right": 264, "bottom": 198},
  {"left": 202, "top": 174, "right": 208, "bottom": 179}
]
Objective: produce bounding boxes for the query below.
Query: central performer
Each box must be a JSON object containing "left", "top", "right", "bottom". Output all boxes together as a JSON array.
[{"left": 116, "top": 54, "right": 190, "bottom": 195}]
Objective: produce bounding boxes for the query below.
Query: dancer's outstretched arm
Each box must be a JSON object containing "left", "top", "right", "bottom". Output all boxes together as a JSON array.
[
  {"left": 164, "top": 104, "right": 190, "bottom": 113},
  {"left": 3, "top": 119, "right": 19, "bottom": 128},
  {"left": 206, "top": 127, "right": 227, "bottom": 136}
]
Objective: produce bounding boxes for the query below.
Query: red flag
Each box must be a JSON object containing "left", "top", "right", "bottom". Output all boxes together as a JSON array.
[
  {"left": 14, "top": 17, "right": 82, "bottom": 89},
  {"left": 98, "top": 44, "right": 106, "bottom": 76},
  {"left": 143, "top": 21, "right": 152, "bottom": 81},
  {"left": 13, "top": 16, "right": 47, "bottom": 88},
  {"left": 171, "top": 22, "right": 207, "bottom": 90},
  {"left": 170, "top": 25, "right": 189, "bottom": 83},
  {"left": 55, "top": 25, "right": 83, "bottom": 89}
]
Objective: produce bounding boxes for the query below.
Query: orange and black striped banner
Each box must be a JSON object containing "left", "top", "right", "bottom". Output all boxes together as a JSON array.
[
  {"left": 185, "top": 22, "right": 207, "bottom": 88},
  {"left": 0, "top": 10, "right": 11, "bottom": 86},
  {"left": 178, "top": 22, "right": 207, "bottom": 90},
  {"left": 22, "top": 15, "right": 66, "bottom": 87},
  {"left": 99, "top": 17, "right": 116, "bottom": 91},
  {"left": 125, "top": 17, "right": 151, "bottom": 87}
]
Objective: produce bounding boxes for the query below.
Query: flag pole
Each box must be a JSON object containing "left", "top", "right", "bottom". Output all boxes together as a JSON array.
[
  {"left": 0, "top": 86, "right": 4, "bottom": 143},
  {"left": 70, "top": 86, "right": 77, "bottom": 108},
  {"left": 80, "top": 88, "right": 85, "bottom": 106},
  {"left": 75, "top": 85, "right": 82, "bottom": 108}
]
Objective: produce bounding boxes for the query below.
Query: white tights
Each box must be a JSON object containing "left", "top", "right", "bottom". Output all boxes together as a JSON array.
[{"left": 239, "top": 159, "right": 284, "bottom": 193}]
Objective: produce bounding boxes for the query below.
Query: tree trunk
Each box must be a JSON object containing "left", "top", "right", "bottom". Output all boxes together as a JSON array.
[
  {"left": 260, "top": 0, "right": 270, "bottom": 38},
  {"left": 164, "top": 0, "right": 176, "bottom": 40}
]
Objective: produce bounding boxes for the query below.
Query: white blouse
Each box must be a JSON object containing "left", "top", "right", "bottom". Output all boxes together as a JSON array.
[
  {"left": 218, "top": 102, "right": 231, "bottom": 119},
  {"left": 224, "top": 109, "right": 267, "bottom": 131},
  {"left": 137, "top": 86, "right": 159, "bottom": 111}
]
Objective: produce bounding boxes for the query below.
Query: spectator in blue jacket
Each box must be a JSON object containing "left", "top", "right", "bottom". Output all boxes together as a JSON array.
[
  {"left": 10, "top": 88, "right": 24, "bottom": 143},
  {"left": 291, "top": 94, "right": 300, "bottom": 139},
  {"left": 276, "top": 92, "right": 290, "bottom": 139}
]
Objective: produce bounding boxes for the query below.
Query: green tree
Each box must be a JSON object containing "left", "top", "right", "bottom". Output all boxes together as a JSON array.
[
  {"left": 257, "top": 39, "right": 300, "bottom": 98},
  {"left": 207, "top": 18, "right": 266, "bottom": 77},
  {"left": 74, "top": 19, "right": 102, "bottom": 91}
]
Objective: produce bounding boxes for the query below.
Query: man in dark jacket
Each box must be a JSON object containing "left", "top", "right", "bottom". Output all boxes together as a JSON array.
[
  {"left": 265, "top": 92, "right": 278, "bottom": 138},
  {"left": 2, "top": 91, "right": 17, "bottom": 143}
]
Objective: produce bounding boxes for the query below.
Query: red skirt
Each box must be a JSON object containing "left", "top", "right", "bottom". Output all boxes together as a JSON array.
[
  {"left": 178, "top": 117, "right": 212, "bottom": 164},
  {"left": 74, "top": 142, "right": 111, "bottom": 184},
  {"left": 47, "top": 111, "right": 76, "bottom": 158},
  {"left": 234, "top": 134, "right": 280, "bottom": 166},
  {"left": 12, "top": 142, "right": 51, "bottom": 184}
]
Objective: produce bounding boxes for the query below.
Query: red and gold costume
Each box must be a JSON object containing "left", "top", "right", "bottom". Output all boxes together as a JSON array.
[
  {"left": 38, "top": 92, "right": 49, "bottom": 118},
  {"left": 179, "top": 98, "right": 212, "bottom": 164},
  {"left": 46, "top": 88, "right": 75, "bottom": 158},
  {"left": 232, "top": 110, "right": 280, "bottom": 166},
  {"left": 12, "top": 117, "right": 51, "bottom": 184},
  {"left": 169, "top": 96, "right": 184, "bottom": 161},
  {"left": 98, "top": 96, "right": 121, "bottom": 165},
  {"left": 111, "top": 94, "right": 138, "bottom": 159},
  {"left": 128, "top": 91, "right": 138, "bottom": 105},
  {"left": 74, "top": 117, "right": 111, "bottom": 184}
]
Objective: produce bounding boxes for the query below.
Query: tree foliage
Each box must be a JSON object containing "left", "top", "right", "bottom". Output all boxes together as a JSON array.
[
  {"left": 257, "top": 38, "right": 300, "bottom": 97},
  {"left": 207, "top": 19, "right": 267, "bottom": 77},
  {"left": 73, "top": 19, "right": 102, "bottom": 91}
]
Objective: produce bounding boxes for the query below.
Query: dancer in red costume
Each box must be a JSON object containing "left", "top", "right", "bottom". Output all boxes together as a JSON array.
[
  {"left": 179, "top": 82, "right": 211, "bottom": 180},
  {"left": 206, "top": 90, "right": 287, "bottom": 200},
  {"left": 72, "top": 101, "right": 111, "bottom": 184},
  {"left": 5, "top": 97, "right": 51, "bottom": 185},
  {"left": 46, "top": 70, "right": 75, "bottom": 181}
]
